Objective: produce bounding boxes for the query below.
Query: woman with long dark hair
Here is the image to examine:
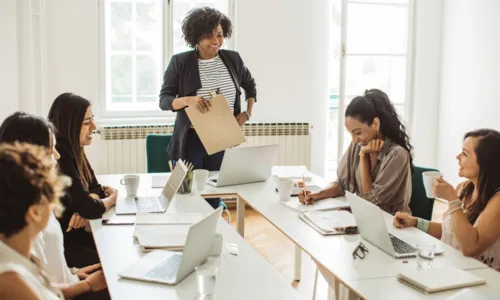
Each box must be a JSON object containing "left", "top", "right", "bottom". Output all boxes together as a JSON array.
[
  {"left": 0, "top": 112, "right": 109, "bottom": 299},
  {"left": 299, "top": 89, "right": 414, "bottom": 214},
  {"left": 48, "top": 93, "right": 117, "bottom": 268},
  {"left": 394, "top": 129, "right": 500, "bottom": 270}
]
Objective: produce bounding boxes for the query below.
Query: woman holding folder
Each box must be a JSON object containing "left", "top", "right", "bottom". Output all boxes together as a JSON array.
[{"left": 159, "top": 7, "right": 257, "bottom": 171}]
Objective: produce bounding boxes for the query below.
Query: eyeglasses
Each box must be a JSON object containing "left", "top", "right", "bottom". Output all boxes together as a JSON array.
[{"left": 352, "top": 242, "right": 369, "bottom": 259}]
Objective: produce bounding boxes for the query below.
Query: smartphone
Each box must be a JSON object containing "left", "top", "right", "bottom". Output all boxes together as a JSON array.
[{"left": 101, "top": 217, "right": 135, "bottom": 225}]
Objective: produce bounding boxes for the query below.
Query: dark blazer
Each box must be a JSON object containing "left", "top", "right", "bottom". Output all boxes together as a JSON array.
[{"left": 159, "top": 49, "right": 257, "bottom": 160}]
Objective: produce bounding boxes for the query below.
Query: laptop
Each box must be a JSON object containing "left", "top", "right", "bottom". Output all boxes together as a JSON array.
[
  {"left": 346, "top": 192, "right": 443, "bottom": 258},
  {"left": 115, "top": 160, "right": 188, "bottom": 215},
  {"left": 207, "top": 145, "right": 279, "bottom": 187},
  {"left": 118, "top": 206, "right": 222, "bottom": 285}
]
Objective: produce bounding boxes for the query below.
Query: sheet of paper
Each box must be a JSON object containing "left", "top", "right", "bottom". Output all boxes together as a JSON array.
[
  {"left": 136, "top": 225, "right": 190, "bottom": 248},
  {"left": 185, "top": 94, "right": 246, "bottom": 155},
  {"left": 304, "top": 211, "right": 356, "bottom": 231},
  {"left": 135, "top": 212, "right": 202, "bottom": 225},
  {"left": 281, "top": 197, "right": 349, "bottom": 212}
]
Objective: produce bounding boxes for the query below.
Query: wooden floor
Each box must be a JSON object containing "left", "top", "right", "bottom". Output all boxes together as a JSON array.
[{"left": 227, "top": 200, "right": 448, "bottom": 300}]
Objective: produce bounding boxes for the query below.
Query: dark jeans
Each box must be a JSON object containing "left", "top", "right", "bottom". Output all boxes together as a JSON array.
[
  {"left": 184, "top": 129, "right": 225, "bottom": 171},
  {"left": 64, "top": 230, "right": 100, "bottom": 268}
]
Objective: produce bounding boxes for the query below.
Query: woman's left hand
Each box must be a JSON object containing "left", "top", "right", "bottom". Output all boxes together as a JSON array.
[
  {"left": 432, "top": 177, "right": 458, "bottom": 201},
  {"left": 236, "top": 113, "right": 248, "bottom": 126},
  {"left": 67, "top": 213, "right": 88, "bottom": 232}
]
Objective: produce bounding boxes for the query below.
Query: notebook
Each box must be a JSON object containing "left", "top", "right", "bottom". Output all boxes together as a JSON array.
[
  {"left": 133, "top": 213, "right": 202, "bottom": 238},
  {"left": 272, "top": 166, "right": 312, "bottom": 181},
  {"left": 397, "top": 267, "right": 486, "bottom": 294},
  {"left": 281, "top": 197, "right": 350, "bottom": 212},
  {"left": 136, "top": 225, "right": 190, "bottom": 252},
  {"left": 299, "top": 210, "right": 357, "bottom": 235}
]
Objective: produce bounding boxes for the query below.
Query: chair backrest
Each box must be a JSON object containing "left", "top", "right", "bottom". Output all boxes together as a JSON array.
[
  {"left": 410, "top": 166, "right": 440, "bottom": 220},
  {"left": 145, "top": 134, "right": 172, "bottom": 173}
]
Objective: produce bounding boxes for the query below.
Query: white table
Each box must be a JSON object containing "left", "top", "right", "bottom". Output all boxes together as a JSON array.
[
  {"left": 91, "top": 174, "right": 303, "bottom": 300},
  {"left": 346, "top": 268, "right": 500, "bottom": 300}
]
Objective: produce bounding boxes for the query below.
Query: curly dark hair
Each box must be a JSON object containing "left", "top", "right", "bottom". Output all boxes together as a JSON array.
[
  {"left": 181, "top": 7, "right": 232, "bottom": 48},
  {"left": 0, "top": 143, "right": 68, "bottom": 237},
  {"left": 345, "top": 89, "right": 414, "bottom": 172}
]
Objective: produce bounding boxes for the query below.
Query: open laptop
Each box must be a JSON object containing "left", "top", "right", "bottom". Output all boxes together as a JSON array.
[
  {"left": 207, "top": 145, "right": 279, "bottom": 187},
  {"left": 115, "top": 160, "right": 188, "bottom": 215},
  {"left": 346, "top": 192, "right": 443, "bottom": 258},
  {"left": 118, "top": 206, "right": 222, "bottom": 285}
]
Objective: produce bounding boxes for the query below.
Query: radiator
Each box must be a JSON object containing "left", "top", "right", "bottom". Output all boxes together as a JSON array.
[{"left": 86, "top": 123, "right": 311, "bottom": 175}]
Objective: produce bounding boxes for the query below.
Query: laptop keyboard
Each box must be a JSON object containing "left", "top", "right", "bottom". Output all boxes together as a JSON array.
[
  {"left": 145, "top": 254, "right": 182, "bottom": 281},
  {"left": 136, "top": 196, "right": 163, "bottom": 212},
  {"left": 389, "top": 234, "right": 417, "bottom": 254}
]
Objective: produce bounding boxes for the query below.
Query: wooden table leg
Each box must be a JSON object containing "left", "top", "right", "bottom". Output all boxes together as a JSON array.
[
  {"left": 236, "top": 197, "right": 245, "bottom": 237},
  {"left": 294, "top": 245, "right": 302, "bottom": 281}
]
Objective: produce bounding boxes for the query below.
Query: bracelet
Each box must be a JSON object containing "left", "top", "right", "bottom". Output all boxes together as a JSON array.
[
  {"left": 243, "top": 111, "right": 250, "bottom": 120},
  {"left": 447, "top": 206, "right": 462, "bottom": 216},
  {"left": 448, "top": 199, "right": 461, "bottom": 208},
  {"left": 416, "top": 218, "right": 430, "bottom": 233}
]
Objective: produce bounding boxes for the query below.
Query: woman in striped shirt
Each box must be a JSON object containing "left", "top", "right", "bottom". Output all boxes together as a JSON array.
[{"left": 160, "top": 7, "right": 257, "bottom": 171}]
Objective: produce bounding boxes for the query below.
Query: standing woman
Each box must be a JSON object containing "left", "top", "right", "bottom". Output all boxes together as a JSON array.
[
  {"left": 159, "top": 7, "right": 257, "bottom": 171},
  {"left": 48, "top": 93, "right": 118, "bottom": 268}
]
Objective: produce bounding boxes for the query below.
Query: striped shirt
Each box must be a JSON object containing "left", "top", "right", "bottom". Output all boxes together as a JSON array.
[{"left": 197, "top": 55, "right": 237, "bottom": 112}]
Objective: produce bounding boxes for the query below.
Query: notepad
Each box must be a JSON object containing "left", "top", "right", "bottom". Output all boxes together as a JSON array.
[
  {"left": 299, "top": 210, "right": 357, "bottom": 235},
  {"left": 136, "top": 225, "right": 190, "bottom": 252},
  {"left": 397, "top": 267, "right": 486, "bottom": 294},
  {"left": 272, "top": 166, "right": 312, "bottom": 181}
]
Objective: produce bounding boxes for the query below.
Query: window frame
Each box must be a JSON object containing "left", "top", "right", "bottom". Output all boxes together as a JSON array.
[{"left": 97, "top": 0, "right": 235, "bottom": 122}]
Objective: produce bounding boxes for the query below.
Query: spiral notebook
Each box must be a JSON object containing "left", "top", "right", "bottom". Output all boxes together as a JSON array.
[{"left": 397, "top": 267, "right": 486, "bottom": 294}]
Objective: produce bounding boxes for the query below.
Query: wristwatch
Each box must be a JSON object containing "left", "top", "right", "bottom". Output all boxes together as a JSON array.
[{"left": 243, "top": 111, "right": 250, "bottom": 121}]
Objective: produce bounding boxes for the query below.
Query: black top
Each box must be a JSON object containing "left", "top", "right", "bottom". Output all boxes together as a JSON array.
[
  {"left": 159, "top": 49, "right": 257, "bottom": 160},
  {"left": 56, "top": 141, "right": 106, "bottom": 233}
]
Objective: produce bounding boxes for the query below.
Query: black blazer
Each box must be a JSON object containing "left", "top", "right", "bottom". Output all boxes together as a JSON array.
[
  {"left": 56, "top": 141, "right": 106, "bottom": 233},
  {"left": 159, "top": 49, "right": 257, "bottom": 160}
]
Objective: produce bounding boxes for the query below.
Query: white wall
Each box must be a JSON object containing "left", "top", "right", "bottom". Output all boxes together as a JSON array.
[
  {"left": 410, "top": 0, "right": 443, "bottom": 168},
  {"left": 438, "top": 0, "right": 500, "bottom": 184},
  {"left": 0, "top": 0, "right": 19, "bottom": 121}
]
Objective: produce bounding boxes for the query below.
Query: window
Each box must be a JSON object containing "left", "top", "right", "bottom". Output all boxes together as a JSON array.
[
  {"left": 101, "top": 0, "right": 232, "bottom": 119},
  {"left": 326, "top": 0, "right": 413, "bottom": 181}
]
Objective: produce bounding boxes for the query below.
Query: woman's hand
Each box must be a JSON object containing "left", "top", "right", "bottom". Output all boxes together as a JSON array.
[
  {"left": 432, "top": 177, "right": 458, "bottom": 201},
  {"left": 85, "top": 270, "right": 107, "bottom": 292},
  {"left": 76, "top": 263, "right": 102, "bottom": 280},
  {"left": 236, "top": 113, "right": 248, "bottom": 126},
  {"left": 66, "top": 213, "right": 88, "bottom": 232},
  {"left": 298, "top": 190, "right": 324, "bottom": 205},
  {"left": 359, "top": 139, "right": 385, "bottom": 155},
  {"left": 393, "top": 212, "right": 418, "bottom": 228},
  {"left": 186, "top": 96, "right": 211, "bottom": 113}
]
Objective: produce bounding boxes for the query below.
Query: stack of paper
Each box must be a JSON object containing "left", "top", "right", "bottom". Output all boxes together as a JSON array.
[
  {"left": 281, "top": 197, "right": 349, "bottom": 212},
  {"left": 272, "top": 166, "right": 312, "bottom": 181},
  {"left": 134, "top": 212, "right": 202, "bottom": 252},
  {"left": 299, "top": 210, "right": 357, "bottom": 235}
]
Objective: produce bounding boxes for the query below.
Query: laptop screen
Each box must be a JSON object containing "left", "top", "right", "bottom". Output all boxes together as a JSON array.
[{"left": 161, "top": 160, "right": 188, "bottom": 201}]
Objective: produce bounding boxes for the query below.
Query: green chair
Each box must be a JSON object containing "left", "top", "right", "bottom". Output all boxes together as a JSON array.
[
  {"left": 145, "top": 134, "right": 172, "bottom": 173},
  {"left": 410, "top": 166, "right": 440, "bottom": 220}
]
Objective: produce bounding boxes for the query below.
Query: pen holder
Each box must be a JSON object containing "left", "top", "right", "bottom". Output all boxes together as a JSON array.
[{"left": 177, "top": 171, "right": 193, "bottom": 194}]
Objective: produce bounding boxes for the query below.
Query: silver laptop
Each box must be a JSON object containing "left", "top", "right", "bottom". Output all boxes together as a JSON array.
[
  {"left": 346, "top": 192, "right": 443, "bottom": 258},
  {"left": 207, "top": 145, "right": 279, "bottom": 187},
  {"left": 115, "top": 160, "right": 188, "bottom": 215},
  {"left": 118, "top": 206, "right": 222, "bottom": 285}
]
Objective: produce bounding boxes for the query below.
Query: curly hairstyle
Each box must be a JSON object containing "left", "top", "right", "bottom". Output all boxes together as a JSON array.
[
  {"left": 345, "top": 89, "right": 414, "bottom": 172},
  {"left": 181, "top": 7, "right": 232, "bottom": 48},
  {"left": 0, "top": 143, "right": 68, "bottom": 237},
  {"left": 457, "top": 129, "right": 500, "bottom": 224}
]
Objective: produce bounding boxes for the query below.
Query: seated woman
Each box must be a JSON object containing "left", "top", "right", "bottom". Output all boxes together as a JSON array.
[
  {"left": 0, "top": 143, "right": 66, "bottom": 299},
  {"left": 0, "top": 112, "right": 108, "bottom": 299},
  {"left": 299, "top": 89, "right": 414, "bottom": 214},
  {"left": 48, "top": 93, "right": 118, "bottom": 268},
  {"left": 394, "top": 129, "right": 500, "bottom": 270}
]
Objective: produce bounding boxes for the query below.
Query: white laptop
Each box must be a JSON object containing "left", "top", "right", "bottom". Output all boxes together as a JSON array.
[
  {"left": 346, "top": 192, "right": 443, "bottom": 258},
  {"left": 118, "top": 206, "right": 222, "bottom": 285},
  {"left": 207, "top": 145, "right": 279, "bottom": 187},
  {"left": 115, "top": 160, "right": 188, "bottom": 215}
]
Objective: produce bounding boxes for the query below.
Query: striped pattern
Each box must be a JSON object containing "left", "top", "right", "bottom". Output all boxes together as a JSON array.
[{"left": 197, "top": 55, "right": 236, "bottom": 111}]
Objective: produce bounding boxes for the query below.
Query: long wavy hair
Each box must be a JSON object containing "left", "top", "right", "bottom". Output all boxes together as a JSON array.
[
  {"left": 458, "top": 129, "right": 500, "bottom": 224},
  {"left": 345, "top": 89, "right": 414, "bottom": 172},
  {"left": 48, "top": 93, "right": 93, "bottom": 190}
]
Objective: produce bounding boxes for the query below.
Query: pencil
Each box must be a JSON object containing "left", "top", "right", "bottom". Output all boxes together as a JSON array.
[{"left": 168, "top": 160, "right": 173, "bottom": 172}]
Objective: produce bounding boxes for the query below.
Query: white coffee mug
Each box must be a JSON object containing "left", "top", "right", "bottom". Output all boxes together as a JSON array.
[
  {"left": 193, "top": 169, "right": 209, "bottom": 191},
  {"left": 120, "top": 175, "right": 140, "bottom": 197},
  {"left": 422, "top": 171, "right": 442, "bottom": 198},
  {"left": 278, "top": 179, "right": 295, "bottom": 202}
]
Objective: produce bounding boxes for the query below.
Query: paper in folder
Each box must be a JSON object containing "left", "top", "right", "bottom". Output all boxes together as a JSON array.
[{"left": 185, "top": 94, "right": 246, "bottom": 155}]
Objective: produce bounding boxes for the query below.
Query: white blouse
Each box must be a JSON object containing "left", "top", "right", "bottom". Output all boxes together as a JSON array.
[
  {"left": 32, "top": 212, "right": 79, "bottom": 284},
  {"left": 0, "top": 238, "right": 62, "bottom": 299}
]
